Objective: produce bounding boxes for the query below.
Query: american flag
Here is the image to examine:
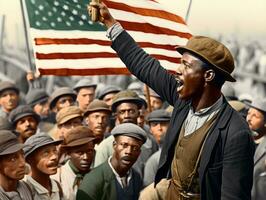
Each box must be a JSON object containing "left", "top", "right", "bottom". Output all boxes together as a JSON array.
[{"left": 24, "top": 0, "right": 192, "bottom": 76}]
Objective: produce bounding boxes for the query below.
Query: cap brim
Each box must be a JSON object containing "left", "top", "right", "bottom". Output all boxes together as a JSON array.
[
  {"left": 176, "top": 46, "right": 236, "bottom": 82},
  {"left": 111, "top": 98, "right": 144, "bottom": 112},
  {"left": 0, "top": 143, "right": 24, "bottom": 156},
  {"left": 148, "top": 118, "right": 170, "bottom": 122},
  {"left": 58, "top": 114, "right": 82, "bottom": 125},
  {"left": 61, "top": 137, "right": 95, "bottom": 148}
]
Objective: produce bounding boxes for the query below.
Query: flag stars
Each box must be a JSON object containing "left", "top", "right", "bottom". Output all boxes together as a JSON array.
[
  {"left": 38, "top": 5, "right": 44, "bottom": 11},
  {"left": 52, "top": 7, "right": 57, "bottom": 12},
  {"left": 66, "top": 21, "right": 71, "bottom": 26},
  {"left": 57, "top": 17, "right": 62, "bottom": 22},
  {"left": 72, "top": 0, "right": 78, "bottom": 3},
  {"left": 69, "top": 16, "right": 74, "bottom": 21},
  {"left": 34, "top": 10, "right": 40, "bottom": 15},
  {"left": 61, "top": 11, "right": 66, "bottom": 16},
  {"left": 63, "top": 5, "right": 69, "bottom": 10},
  {"left": 50, "top": 22, "right": 56, "bottom": 27},
  {"left": 42, "top": 16, "right": 47, "bottom": 21},
  {"left": 88, "top": 21, "right": 93, "bottom": 25},
  {"left": 48, "top": 11, "right": 53, "bottom": 16},
  {"left": 78, "top": 20, "right": 84, "bottom": 25},
  {"left": 76, "top": 4, "right": 81, "bottom": 9},
  {"left": 72, "top": 9, "right": 78, "bottom": 15},
  {"left": 81, "top": 14, "right": 87, "bottom": 20},
  {"left": 30, "top": 0, "right": 36, "bottom": 5},
  {"left": 35, "top": 21, "right": 41, "bottom": 26},
  {"left": 54, "top": 1, "right": 59, "bottom": 6}
]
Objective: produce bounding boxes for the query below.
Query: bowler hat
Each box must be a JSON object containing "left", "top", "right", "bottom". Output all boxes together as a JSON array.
[
  {"left": 247, "top": 99, "right": 266, "bottom": 114},
  {"left": 146, "top": 109, "right": 171, "bottom": 123},
  {"left": 98, "top": 85, "right": 121, "bottom": 100},
  {"left": 23, "top": 132, "right": 62, "bottom": 158},
  {"left": 73, "top": 79, "right": 97, "bottom": 92},
  {"left": 56, "top": 106, "right": 83, "bottom": 125},
  {"left": 111, "top": 123, "right": 147, "bottom": 143},
  {"left": 9, "top": 105, "right": 40, "bottom": 126},
  {"left": 61, "top": 126, "right": 95, "bottom": 148},
  {"left": 84, "top": 99, "right": 111, "bottom": 117},
  {"left": 0, "top": 130, "right": 24, "bottom": 156},
  {"left": 49, "top": 87, "right": 76, "bottom": 110},
  {"left": 0, "top": 81, "right": 19, "bottom": 95},
  {"left": 25, "top": 89, "right": 49, "bottom": 106},
  {"left": 111, "top": 90, "right": 144, "bottom": 112},
  {"left": 176, "top": 36, "right": 236, "bottom": 82}
]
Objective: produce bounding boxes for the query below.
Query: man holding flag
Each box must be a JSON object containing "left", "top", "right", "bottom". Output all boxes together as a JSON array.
[{"left": 88, "top": 2, "right": 254, "bottom": 200}]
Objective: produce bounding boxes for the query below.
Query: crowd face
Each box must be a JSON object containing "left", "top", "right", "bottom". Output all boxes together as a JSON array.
[
  {"left": 246, "top": 108, "right": 265, "bottom": 131},
  {"left": 103, "top": 92, "right": 117, "bottom": 108},
  {"left": 77, "top": 87, "right": 95, "bottom": 111},
  {"left": 0, "top": 89, "right": 19, "bottom": 113},
  {"left": 15, "top": 116, "right": 38, "bottom": 142},
  {"left": 150, "top": 96, "right": 163, "bottom": 111},
  {"left": 112, "top": 136, "right": 142, "bottom": 174},
  {"left": 175, "top": 53, "right": 206, "bottom": 101},
  {"left": 30, "top": 144, "right": 59, "bottom": 175},
  {"left": 149, "top": 121, "right": 169, "bottom": 144},
  {"left": 33, "top": 101, "right": 49, "bottom": 117},
  {"left": 54, "top": 95, "right": 75, "bottom": 112},
  {"left": 69, "top": 142, "right": 95, "bottom": 173},
  {"left": 85, "top": 111, "right": 109, "bottom": 144},
  {"left": 116, "top": 103, "right": 139, "bottom": 124},
  {"left": 58, "top": 117, "right": 83, "bottom": 139},
  {"left": 0, "top": 150, "right": 26, "bottom": 180}
]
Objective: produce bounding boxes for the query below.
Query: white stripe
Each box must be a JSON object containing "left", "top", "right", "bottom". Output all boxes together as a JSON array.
[
  {"left": 109, "top": 8, "right": 191, "bottom": 34},
  {"left": 30, "top": 29, "right": 188, "bottom": 45},
  {"left": 109, "top": 0, "right": 163, "bottom": 10}
]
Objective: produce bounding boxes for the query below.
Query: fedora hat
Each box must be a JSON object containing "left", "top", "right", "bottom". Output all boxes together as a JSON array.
[{"left": 176, "top": 36, "right": 236, "bottom": 82}]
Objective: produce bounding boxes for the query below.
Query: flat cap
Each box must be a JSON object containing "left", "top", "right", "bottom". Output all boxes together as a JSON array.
[
  {"left": 49, "top": 87, "right": 77, "bottom": 110},
  {"left": 73, "top": 79, "right": 97, "bottom": 92},
  {"left": 84, "top": 99, "right": 111, "bottom": 116},
  {"left": 0, "top": 130, "right": 23, "bottom": 156},
  {"left": 56, "top": 106, "right": 83, "bottom": 125},
  {"left": 144, "top": 88, "right": 161, "bottom": 99},
  {"left": 9, "top": 105, "right": 40, "bottom": 126},
  {"left": 247, "top": 98, "right": 266, "bottom": 114},
  {"left": 0, "top": 81, "right": 19, "bottom": 95},
  {"left": 146, "top": 109, "right": 171, "bottom": 122},
  {"left": 61, "top": 126, "right": 95, "bottom": 148},
  {"left": 111, "top": 123, "right": 147, "bottom": 143},
  {"left": 98, "top": 85, "right": 121, "bottom": 100},
  {"left": 25, "top": 89, "right": 49, "bottom": 106},
  {"left": 111, "top": 90, "right": 144, "bottom": 112},
  {"left": 23, "top": 132, "right": 62, "bottom": 158}
]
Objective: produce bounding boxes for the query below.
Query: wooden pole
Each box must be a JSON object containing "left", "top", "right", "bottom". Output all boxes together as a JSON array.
[
  {"left": 185, "top": 0, "right": 193, "bottom": 23},
  {"left": 144, "top": 84, "right": 152, "bottom": 113}
]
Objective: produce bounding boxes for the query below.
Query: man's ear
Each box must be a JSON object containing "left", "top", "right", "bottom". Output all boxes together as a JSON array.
[{"left": 204, "top": 69, "right": 215, "bottom": 82}]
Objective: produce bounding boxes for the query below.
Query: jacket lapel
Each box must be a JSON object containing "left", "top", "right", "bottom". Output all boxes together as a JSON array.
[{"left": 254, "top": 137, "right": 266, "bottom": 165}]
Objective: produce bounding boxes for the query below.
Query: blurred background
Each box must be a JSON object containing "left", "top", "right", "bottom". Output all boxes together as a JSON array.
[{"left": 0, "top": 0, "right": 266, "bottom": 99}]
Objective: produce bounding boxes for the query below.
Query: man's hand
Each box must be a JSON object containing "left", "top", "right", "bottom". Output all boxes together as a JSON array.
[{"left": 87, "top": 1, "right": 117, "bottom": 29}]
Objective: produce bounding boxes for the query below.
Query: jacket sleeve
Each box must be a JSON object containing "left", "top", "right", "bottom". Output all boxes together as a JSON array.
[{"left": 111, "top": 31, "right": 179, "bottom": 106}]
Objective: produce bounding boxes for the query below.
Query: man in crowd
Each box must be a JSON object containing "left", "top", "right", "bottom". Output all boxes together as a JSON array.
[
  {"left": 9, "top": 105, "right": 40, "bottom": 143},
  {"left": 23, "top": 132, "right": 63, "bottom": 199},
  {"left": 97, "top": 85, "right": 121, "bottom": 108},
  {"left": 88, "top": 3, "right": 255, "bottom": 199},
  {"left": 246, "top": 99, "right": 266, "bottom": 200},
  {"left": 53, "top": 126, "right": 95, "bottom": 200},
  {"left": 0, "top": 81, "right": 20, "bottom": 118},
  {"left": 73, "top": 79, "right": 97, "bottom": 112},
  {"left": 0, "top": 130, "right": 33, "bottom": 199},
  {"left": 84, "top": 99, "right": 112, "bottom": 145},
  {"left": 77, "top": 123, "right": 146, "bottom": 200}
]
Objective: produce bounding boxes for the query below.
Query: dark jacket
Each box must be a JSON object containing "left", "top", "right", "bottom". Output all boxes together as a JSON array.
[
  {"left": 77, "top": 161, "right": 142, "bottom": 200},
  {"left": 111, "top": 31, "right": 255, "bottom": 200}
]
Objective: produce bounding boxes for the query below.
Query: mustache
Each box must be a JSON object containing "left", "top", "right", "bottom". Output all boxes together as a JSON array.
[
  {"left": 121, "top": 156, "right": 134, "bottom": 162},
  {"left": 24, "top": 127, "right": 35, "bottom": 132}
]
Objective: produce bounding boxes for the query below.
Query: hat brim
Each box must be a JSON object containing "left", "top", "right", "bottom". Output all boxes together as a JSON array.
[
  {"left": 111, "top": 98, "right": 144, "bottom": 112},
  {"left": 84, "top": 108, "right": 112, "bottom": 117},
  {"left": 176, "top": 46, "right": 236, "bottom": 82},
  {"left": 114, "top": 133, "right": 146, "bottom": 143},
  {"left": 61, "top": 137, "right": 95, "bottom": 148},
  {"left": 58, "top": 114, "right": 83, "bottom": 125},
  {"left": 148, "top": 118, "right": 171, "bottom": 123},
  {"left": 0, "top": 143, "right": 24, "bottom": 156},
  {"left": 13, "top": 113, "right": 40, "bottom": 125},
  {"left": 49, "top": 93, "right": 77, "bottom": 110}
]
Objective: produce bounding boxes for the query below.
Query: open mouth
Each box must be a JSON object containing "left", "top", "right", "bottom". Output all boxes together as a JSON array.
[{"left": 175, "top": 78, "right": 184, "bottom": 93}]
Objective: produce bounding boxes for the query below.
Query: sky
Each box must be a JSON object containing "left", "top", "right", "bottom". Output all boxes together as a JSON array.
[{"left": 0, "top": 0, "right": 266, "bottom": 46}]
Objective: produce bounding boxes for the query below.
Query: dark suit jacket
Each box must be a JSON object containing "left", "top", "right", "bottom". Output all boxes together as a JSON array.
[
  {"left": 111, "top": 31, "right": 255, "bottom": 200},
  {"left": 76, "top": 161, "right": 142, "bottom": 200}
]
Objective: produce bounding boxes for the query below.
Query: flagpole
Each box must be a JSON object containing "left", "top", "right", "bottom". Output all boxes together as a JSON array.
[
  {"left": 185, "top": 0, "right": 193, "bottom": 23},
  {"left": 144, "top": 85, "right": 152, "bottom": 113},
  {"left": 19, "top": 0, "right": 35, "bottom": 72}
]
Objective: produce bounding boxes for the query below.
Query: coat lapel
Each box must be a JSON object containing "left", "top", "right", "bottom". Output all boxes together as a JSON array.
[{"left": 254, "top": 137, "right": 266, "bottom": 165}]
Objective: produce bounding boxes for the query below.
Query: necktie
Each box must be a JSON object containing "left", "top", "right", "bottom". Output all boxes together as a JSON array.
[
  {"left": 121, "top": 176, "right": 127, "bottom": 188},
  {"left": 69, "top": 161, "right": 85, "bottom": 189}
]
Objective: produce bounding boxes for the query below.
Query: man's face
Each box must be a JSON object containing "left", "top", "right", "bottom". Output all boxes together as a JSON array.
[
  {"left": 77, "top": 87, "right": 95, "bottom": 111},
  {"left": 15, "top": 116, "right": 38, "bottom": 142},
  {"left": 112, "top": 136, "right": 142, "bottom": 173},
  {"left": 54, "top": 95, "right": 75, "bottom": 112},
  {"left": 0, "top": 89, "right": 19, "bottom": 113},
  {"left": 33, "top": 101, "right": 49, "bottom": 117},
  {"left": 150, "top": 96, "right": 163, "bottom": 111},
  {"left": 85, "top": 111, "right": 110, "bottom": 143},
  {"left": 116, "top": 102, "right": 139, "bottom": 124},
  {"left": 0, "top": 150, "right": 26, "bottom": 180},
  {"left": 58, "top": 117, "right": 83, "bottom": 139},
  {"left": 103, "top": 92, "right": 117, "bottom": 108},
  {"left": 137, "top": 106, "right": 148, "bottom": 128},
  {"left": 68, "top": 142, "right": 95, "bottom": 173},
  {"left": 149, "top": 121, "right": 169, "bottom": 144},
  {"left": 174, "top": 53, "right": 206, "bottom": 100},
  {"left": 30, "top": 144, "right": 59, "bottom": 175},
  {"left": 246, "top": 108, "right": 265, "bottom": 131}
]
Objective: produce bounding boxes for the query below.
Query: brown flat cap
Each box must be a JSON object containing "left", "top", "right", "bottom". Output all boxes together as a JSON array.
[
  {"left": 176, "top": 36, "right": 236, "bottom": 82},
  {"left": 61, "top": 126, "right": 95, "bottom": 148},
  {"left": 0, "top": 130, "right": 23, "bottom": 156},
  {"left": 84, "top": 99, "right": 111, "bottom": 116},
  {"left": 56, "top": 106, "right": 83, "bottom": 125}
]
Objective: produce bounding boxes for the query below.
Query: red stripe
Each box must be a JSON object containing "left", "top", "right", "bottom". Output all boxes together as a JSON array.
[
  {"left": 119, "top": 20, "right": 192, "bottom": 38},
  {"left": 38, "top": 67, "right": 176, "bottom": 76},
  {"left": 104, "top": 0, "right": 187, "bottom": 25},
  {"left": 36, "top": 52, "right": 180, "bottom": 63},
  {"left": 35, "top": 38, "right": 180, "bottom": 51}
]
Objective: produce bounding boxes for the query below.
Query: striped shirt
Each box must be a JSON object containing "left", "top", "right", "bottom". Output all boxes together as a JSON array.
[{"left": 0, "top": 181, "right": 33, "bottom": 200}]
